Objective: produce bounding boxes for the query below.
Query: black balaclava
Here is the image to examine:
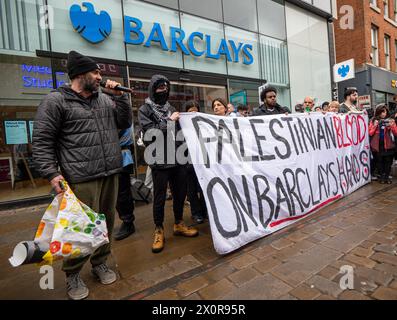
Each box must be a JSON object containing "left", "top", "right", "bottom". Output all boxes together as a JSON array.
[{"left": 153, "top": 89, "right": 169, "bottom": 105}]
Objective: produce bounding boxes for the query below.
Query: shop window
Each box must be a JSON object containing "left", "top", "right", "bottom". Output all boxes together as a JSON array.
[
  {"left": 257, "top": 0, "right": 287, "bottom": 40},
  {"left": 260, "top": 35, "right": 289, "bottom": 86},
  {"left": 0, "top": 54, "right": 57, "bottom": 202},
  {"left": 143, "top": 0, "right": 179, "bottom": 10},
  {"left": 179, "top": 0, "right": 223, "bottom": 22},
  {"left": 124, "top": 0, "right": 183, "bottom": 68},
  {"left": 222, "top": 0, "right": 258, "bottom": 32},
  {"left": 180, "top": 13, "right": 227, "bottom": 75},
  {"left": 286, "top": 3, "right": 331, "bottom": 106},
  {"left": 0, "top": 0, "right": 49, "bottom": 56},
  {"left": 225, "top": 26, "right": 261, "bottom": 79}
]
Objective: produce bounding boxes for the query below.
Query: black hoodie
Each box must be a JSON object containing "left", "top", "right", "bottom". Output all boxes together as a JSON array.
[
  {"left": 33, "top": 84, "right": 132, "bottom": 183},
  {"left": 138, "top": 75, "right": 183, "bottom": 170}
]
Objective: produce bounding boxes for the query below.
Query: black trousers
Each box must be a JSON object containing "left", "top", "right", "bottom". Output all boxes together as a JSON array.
[
  {"left": 377, "top": 153, "right": 394, "bottom": 179},
  {"left": 116, "top": 171, "right": 135, "bottom": 224},
  {"left": 152, "top": 166, "right": 187, "bottom": 227},
  {"left": 370, "top": 151, "right": 378, "bottom": 176},
  {"left": 186, "top": 165, "right": 207, "bottom": 218}
]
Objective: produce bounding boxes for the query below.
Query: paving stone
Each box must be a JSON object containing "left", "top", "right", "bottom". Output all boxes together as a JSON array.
[
  {"left": 168, "top": 255, "right": 203, "bottom": 276},
  {"left": 271, "top": 246, "right": 342, "bottom": 287},
  {"left": 322, "top": 226, "right": 343, "bottom": 237},
  {"left": 300, "top": 224, "right": 323, "bottom": 235},
  {"left": 353, "top": 277, "right": 378, "bottom": 295},
  {"left": 253, "top": 257, "right": 282, "bottom": 274},
  {"left": 133, "top": 264, "right": 175, "bottom": 285},
  {"left": 390, "top": 280, "right": 397, "bottom": 289},
  {"left": 230, "top": 254, "right": 258, "bottom": 270},
  {"left": 343, "top": 254, "right": 377, "bottom": 269},
  {"left": 203, "top": 264, "right": 236, "bottom": 282},
  {"left": 376, "top": 231, "right": 395, "bottom": 240},
  {"left": 289, "top": 284, "right": 321, "bottom": 300},
  {"left": 339, "top": 290, "right": 371, "bottom": 300},
  {"left": 322, "top": 226, "right": 375, "bottom": 253},
  {"left": 317, "top": 266, "right": 340, "bottom": 280},
  {"left": 373, "top": 244, "right": 397, "bottom": 255},
  {"left": 350, "top": 247, "right": 374, "bottom": 258},
  {"left": 176, "top": 276, "right": 209, "bottom": 297},
  {"left": 250, "top": 245, "right": 277, "bottom": 259},
  {"left": 374, "top": 263, "right": 397, "bottom": 276},
  {"left": 306, "top": 233, "right": 330, "bottom": 243},
  {"left": 228, "top": 268, "right": 261, "bottom": 287},
  {"left": 222, "top": 274, "right": 292, "bottom": 300},
  {"left": 367, "top": 234, "right": 395, "bottom": 245},
  {"left": 270, "top": 238, "right": 295, "bottom": 250},
  {"left": 360, "top": 213, "right": 396, "bottom": 230},
  {"left": 144, "top": 289, "right": 179, "bottom": 300},
  {"left": 371, "top": 253, "right": 397, "bottom": 266},
  {"left": 355, "top": 266, "right": 393, "bottom": 287},
  {"left": 330, "top": 260, "right": 357, "bottom": 270},
  {"left": 372, "top": 287, "right": 397, "bottom": 300},
  {"left": 306, "top": 275, "right": 343, "bottom": 298},
  {"left": 198, "top": 279, "right": 236, "bottom": 300},
  {"left": 286, "top": 231, "right": 309, "bottom": 242},
  {"left": 331, "top": 220, "right": 355, "bottom": 230}
]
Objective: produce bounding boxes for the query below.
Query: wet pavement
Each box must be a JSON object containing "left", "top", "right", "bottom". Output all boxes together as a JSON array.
[{"left": 0, "top": 180, "right": 397, "bottom": 300}]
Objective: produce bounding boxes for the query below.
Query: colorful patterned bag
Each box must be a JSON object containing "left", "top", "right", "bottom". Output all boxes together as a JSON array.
[{"left": 34, "top": 181, "right": 109, "bottom": 264}]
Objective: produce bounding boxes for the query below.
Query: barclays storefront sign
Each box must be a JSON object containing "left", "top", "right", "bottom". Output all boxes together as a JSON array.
[{"left": 69, "top": 2, "right": 254, "bottom": 65}]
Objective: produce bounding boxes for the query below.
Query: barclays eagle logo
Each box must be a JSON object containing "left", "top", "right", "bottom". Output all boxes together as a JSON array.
[
  {"left": 69, "top": 2, "right": 112, "bottom": 44},
  {"left": 338, "top": 64, "right": 350, "bottom": 78}
]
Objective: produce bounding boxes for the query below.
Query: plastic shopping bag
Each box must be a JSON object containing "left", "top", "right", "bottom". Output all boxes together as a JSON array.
[{"left": 10, "top": 181, "right": 109, "bottom": 266}]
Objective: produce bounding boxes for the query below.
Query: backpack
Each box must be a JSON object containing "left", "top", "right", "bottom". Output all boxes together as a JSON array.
[{"left": 130, "top": 177, "right": 152, "bottom": 203}]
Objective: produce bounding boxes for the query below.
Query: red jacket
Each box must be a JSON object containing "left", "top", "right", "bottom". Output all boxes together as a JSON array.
[{"left": 369, "top": 120, "right": 397, "bottom": 152}]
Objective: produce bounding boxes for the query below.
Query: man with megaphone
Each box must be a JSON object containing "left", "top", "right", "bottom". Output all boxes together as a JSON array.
[{"left": 32, "top": 50, "right": 132, "bottom": 300}]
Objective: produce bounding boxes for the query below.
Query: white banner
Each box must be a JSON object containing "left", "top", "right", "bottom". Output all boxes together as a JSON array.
[{"left": 179, "top": 112, "right": 371, "bottom": 255}]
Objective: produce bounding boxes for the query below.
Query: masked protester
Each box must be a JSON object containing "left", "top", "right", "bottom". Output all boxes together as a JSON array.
[
  {"left": 33, "top": 51, "right": 132, "bottom": 300},
  {"left": 138, "top": 75, "right": 198, "bottom": 254}
]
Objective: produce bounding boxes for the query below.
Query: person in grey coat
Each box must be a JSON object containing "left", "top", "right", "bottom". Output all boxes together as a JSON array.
[{"left": 32, "top": 51, "right": 132, "bottom": 300}]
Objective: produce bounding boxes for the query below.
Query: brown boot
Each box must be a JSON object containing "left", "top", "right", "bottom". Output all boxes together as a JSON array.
[
  {"left": 152, "top": 227, "right": 165, "bottom": 253},
  {"left": 173, "top": 221, "right": 199, "bottom": 237}
]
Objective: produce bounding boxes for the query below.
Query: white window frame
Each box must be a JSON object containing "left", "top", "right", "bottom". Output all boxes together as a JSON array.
[
  {"left": 385, "top": 35, "right": 391, "bottom": 70},
  {"left": 371, "top": 26, "right": 379, "bottom": 66}
]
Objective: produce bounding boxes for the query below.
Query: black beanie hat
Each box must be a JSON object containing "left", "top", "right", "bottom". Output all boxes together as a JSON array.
[{"left": 67, "top": 51, "right": 100, "bottom": 79}]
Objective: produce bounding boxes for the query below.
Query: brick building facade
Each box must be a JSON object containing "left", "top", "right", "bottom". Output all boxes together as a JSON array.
[{"left": 334, "top": 0, "right": 397, "bottom": 109}]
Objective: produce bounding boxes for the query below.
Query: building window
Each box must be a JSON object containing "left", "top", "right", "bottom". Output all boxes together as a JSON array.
[
  {"left": 385, "top": 35, "right": 391, "bottom": 70},
  {"left": 179, "top": 0, "right": 223, "bottom": 21},
  {"left": 257, "top": 0, "right": 287, "bottom": 40},
  {"left": 395, "top": 40, "right": 397, "bottom": 71},
  {"left": 222, "top": 0, "right": 258, "bottom": 32},
  {"left": 371, "top": 25, "right": 379, "bottom": 66},
  {"left": 394, "top": 0, "right": 397, "bottom": 20},
  {"left": 369, "top": 0, "right": 378, "bottom": 8},
  {"left": 0, "top": 0, "right": 49, "bottom": 55},
  {"left": 384, "top": 0, "right": 390, "bottom": 18}
]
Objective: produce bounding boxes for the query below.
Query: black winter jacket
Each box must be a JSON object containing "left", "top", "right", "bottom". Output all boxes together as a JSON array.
[
  {"left": 33, "top": 84, "right": 132, "bottom": 183},
  {"left": 138, "top": 75, "right": 183, "bottom": 170},
  {"left": 252, "top": 103, "right": 290, "bottom": 116}
]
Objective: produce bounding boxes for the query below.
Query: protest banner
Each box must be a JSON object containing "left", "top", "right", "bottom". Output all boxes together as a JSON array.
[{"left": 179, "top": 112, "right": 370, "bottom": 255}]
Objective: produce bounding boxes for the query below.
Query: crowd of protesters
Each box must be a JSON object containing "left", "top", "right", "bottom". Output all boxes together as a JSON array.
[{"left": 32, "top": 50, "right": 397, "bottom": 300}]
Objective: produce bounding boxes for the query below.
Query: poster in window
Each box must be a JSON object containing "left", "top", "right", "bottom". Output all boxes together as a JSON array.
[
  {"left": 29, "top": 121, "right": 34, "bottom": 143},
  {"left": 4, "top": 121, "right": 28, "bottom": 145}
]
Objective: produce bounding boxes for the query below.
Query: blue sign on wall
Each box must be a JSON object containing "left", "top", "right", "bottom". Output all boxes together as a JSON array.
[{"left": 69, "top": 2, "right": 254, "bottom": 65}]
